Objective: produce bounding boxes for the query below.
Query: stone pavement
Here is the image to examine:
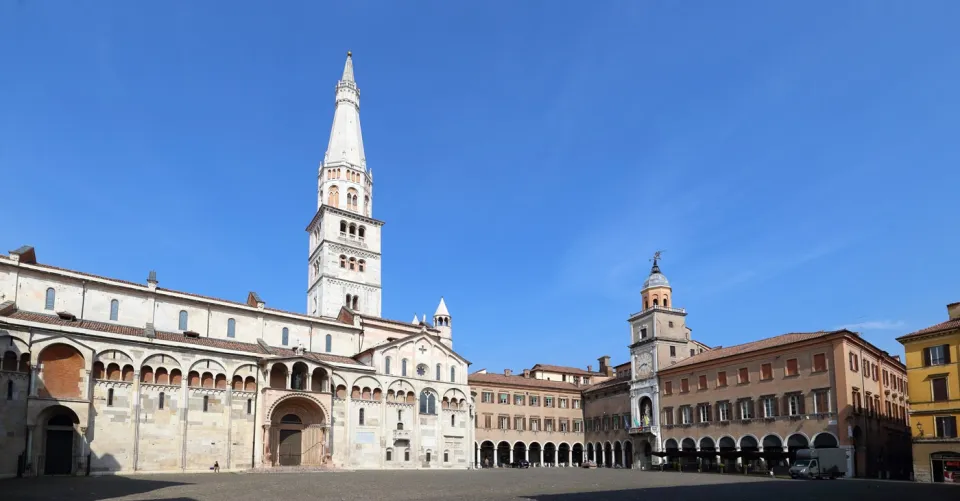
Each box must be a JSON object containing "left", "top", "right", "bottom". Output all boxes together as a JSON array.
[{"left": 4, "top": 468, "right": 959, "bottom": 501}]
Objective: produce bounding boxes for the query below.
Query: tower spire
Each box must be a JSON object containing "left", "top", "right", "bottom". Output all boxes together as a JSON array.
[{"left": 323, "top": 51, "right": 366, "bottom": 171}]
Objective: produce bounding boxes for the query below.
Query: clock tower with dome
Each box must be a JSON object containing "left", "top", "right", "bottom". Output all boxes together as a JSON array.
[{"left": 625, "top": 253, "right": 710, "bottom": 466}]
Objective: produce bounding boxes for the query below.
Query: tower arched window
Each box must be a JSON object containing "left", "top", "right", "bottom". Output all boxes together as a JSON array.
[
  {"left": 340, "top": 221, "right": 347, "bottom": 233},
  {"left": 325, "top": 334, "right": 332, "bottom": 353},
  {"left": 644, "top": 300, "right": 649, "bottom": 310},
  {"left": 227, "top": 318, "right": 236, "bottom": 338},
  {"left": 178, "top": 310, "right": 188, "bottom": 330},
  {"left": 109, "top": 299, "right": 119, "bottom": 321},
  {"left": 349, "top": 257, "right": 356, "bottom": 270},
  {"left": 653, "top": 298, "right": 659, "bottom": 306},
  {"left": 450, "top": 366, "right": 456, "bottom": 383},
  {"left": 328, "top": 185, "right": 339, "bottom": 207},
  {"left": 663, "top": 297, "right": 669, "bottom": 307},
  {"left": 281, "top": 327, "right": 289, "bottom": 346},
  {"left": 349, "top": 224, "right": 356, "bottom": 236},
  {"left": 385, "top": 356, "right": 392, "bottom": 374},
  {"left": 340, "top": 255, "right": 347, "bottom": 268},
  {"left": 358, "top": 226, "right": 366, "bottom": 239},
  {"left": 44, "top": 288, "right": 55, "bottom": 310},
  {"left": 402, "top": 359, "right": 408, "bottom": 377},
  {"left": 358, "top": 260, "right": 365, "bottom": 272},
  {"left": 345, "top": 294, "right": 351, "bottom": 307},
  {"left": 351, "top": 296, "right": 359, "bottom": 310},
  {"left": 364, "top": 196, "right": 370, "bottom": 216}
]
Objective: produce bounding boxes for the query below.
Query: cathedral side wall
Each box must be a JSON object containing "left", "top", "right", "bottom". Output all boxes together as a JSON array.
[{"left": 0, "top": 370, "right": 28, "bottom": 477}]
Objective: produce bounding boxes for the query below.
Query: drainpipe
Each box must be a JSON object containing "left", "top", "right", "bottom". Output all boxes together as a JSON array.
[{"left": 80, "top": 280, "right": 87, "bottom": 320}]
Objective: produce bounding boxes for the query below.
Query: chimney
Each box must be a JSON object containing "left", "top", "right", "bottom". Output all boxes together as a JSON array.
[
  {"left": 598, "top": 355, "right": 612, "bottom": 376},
  {"left": 893, "top": 355, "right": 901, "bottom": 362},
  {"left": 948, "top": 302, "right": 960, "bottom": 320},
  {"left": 587, "top": 364, "right": 593, "bottom": 373},
  {"left": 523, "top": 369, "right": 530, "bottom": 378},
  {"left": 147, "top": 270, "right": 158, "bottom": 291},
  {"left": 504, "top": 369, "right": 512, "bottom": 376}
]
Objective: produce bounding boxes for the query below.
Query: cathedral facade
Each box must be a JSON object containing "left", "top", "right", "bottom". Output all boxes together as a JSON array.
[{"left": 0, "top": 53, "right": 474, "bottom": 477}]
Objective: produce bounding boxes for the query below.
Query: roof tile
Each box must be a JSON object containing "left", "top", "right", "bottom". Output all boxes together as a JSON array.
[
  {"left": 897, "top": 318, "right": 960, "bottom": 342},
  {"left": 662, "top": 331, "right": 838, "bottom": 371},
  {"left": 468, "top": 372, "right": 584, "bottom": 392},
  {"left": 529, "top": 364, "right": 602, "bottom": 377}
]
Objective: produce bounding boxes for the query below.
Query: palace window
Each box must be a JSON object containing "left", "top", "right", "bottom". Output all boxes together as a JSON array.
[
  {"left": 529, "top": 395, "right": 540, "bottom": 406},
  {"left": 499, "top": 416, "right": 509, "bottom": 429},
  {"left": 574, "top": 420, "right": 582, "bottom": 433},
  {"left": 451, "top": 414, "right": 456, "bottom": 427},
  {"left": 386, "top": 449, "right": 393, "bottom": 461},
  {"left": 762, "top": 397, "right": 776, "bottom": 418},
  {"left": 738, "top": 368, "right": 749, "bottom": 384},
  {"left": 936, "top": 416, "right": 958, "bottom": 438},
  {"left": 573, "top": 399, "right": 581, "bottom": 409},
  {"left": 698, "top": 404, "right": 710, "bottom": 423},
  {"left": 481, "top": 391, "right": 493, "bottom": 403},
  {"left": 738, "top": 399, "right": 753, "bottom": 420},
  {"left": 178, "top": 310, "right": 188, "bottom": 330},
  {"left": 664, "top": 381, "right": 672, "bottom": 395},
  {"left": 680, "top": 407, "right": 692, "bottom": 425},
  {"left": 498, "top": 392, "right": 509, "bottom": 404},
  {"left": 662, "top": 407, "right": 674, "bottom": 426},
  {"left": 559, "top": 398, "right": 568, "bottom": 408},
  {"left": 545, "top": 419, "right": 554, "bottom": 432},
  {"left": 718, "top": 401, "right": 730, "bottom": 421},
  {"left": 545, "top": 396, "right": 554, "bottom": 407},
  {"left": 404, "top": 449, "right": 410, "bottom": 461},
  {"left": 45, "top": 288, "right": 55, "bottom": 310},
  {"left": 813, "top": 353, "right": 827, "bottom": 372},
  {"left": 924, "top": 345, "right": 950, "bottom": 366},
  {"left": 932, "top": 377, "right": 949, "bottom": 402},
  {"left": 786, "top": 358, "right": 799, "bottom": 376},
  {"left": 813, "top": 390, "right": 830, "bottom": 413},
  {"left": 670, "top": 346, "right": 676, "bottom": 357},
  {"left": 227, "top": 318, "right": 236, "bottom": 338},
  {"left": 109, "top": 299, "right": 119, "bottom": 321},
  {"left": 717, "top": 371, "right": 727, "bottom": 387},
  {"left": 698, "top": 375, "right": 707, "bottom": 390},
  {"left": 514, "top": 394, "right": 524, "bottom": 406},
  {"left": 789, "top": 394, "right": 802, "bottom": 415},
  {"left": 560, "top": 420, "right": 569, "bottom": 432},
  {"left": 339, "top": 255, "right": 346, "bottom": 268},
  {"left": 761, "top": 363, "right": 772, "bottom": 380},
  {"left": 680, "top": 379, "right": 689, "bottom": 393}
]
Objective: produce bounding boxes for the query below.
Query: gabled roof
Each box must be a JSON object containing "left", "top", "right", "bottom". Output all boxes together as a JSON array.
[
  {"left": 354, "top": 331, "right": 470, "bottom": 364},
  {"left": 583, "top": 375, "right": 631, "bottom": 394},
  {"left": 897, "top": 317, "right": 960, "bottom": 342},
  {"left": 468, "top": 372, "right": 583, "bottom": 392},
  {"left": 662, "top": 331, "right": 841, "bottom": 372}
]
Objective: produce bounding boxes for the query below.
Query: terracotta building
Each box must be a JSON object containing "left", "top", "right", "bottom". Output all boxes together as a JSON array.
[
  {"left": 897, "top": 302, "right": 960, "bottom": 483},
  {"left": 583, "top": 361, "right": 632, "bottom": 467},
  {"left": 657, "top": 329, "right": 912, "bottom": 478},
  {"left": 470, "top": 360, "right": 612, "bottom": 467}
]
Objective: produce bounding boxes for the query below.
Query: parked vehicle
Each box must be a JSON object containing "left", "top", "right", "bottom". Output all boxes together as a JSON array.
[
  {"left": 789, "top": 448, "right": 847, "bottom": 479},
  {"left": 581, "top": 460, "right": 597, "bottom": 468},
  {"left": 510, "top": 460, "right": 530, "bottom": 468}
]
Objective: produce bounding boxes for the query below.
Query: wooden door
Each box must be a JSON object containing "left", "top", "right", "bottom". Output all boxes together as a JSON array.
[{"left": 278, "top": 429, "right": 302, "bottom": 466}]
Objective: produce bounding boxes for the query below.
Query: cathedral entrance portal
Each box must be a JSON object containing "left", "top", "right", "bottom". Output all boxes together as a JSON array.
[
  {"left": 267, "top": 396, "right": 328, "bottom": 467},
  {"left": 42, "top": 407, "right": 80, "bottom": 475}
]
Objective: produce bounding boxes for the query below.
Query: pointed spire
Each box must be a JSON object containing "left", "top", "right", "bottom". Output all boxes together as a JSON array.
[
  {"left": 434, "top": 297, "right": 450, "bottom": 317},
  {"left": 412, "top": 314, "right": 419, "bottom": 325},
  {"left": 650, "top": 250, "right": 663, "bottom": 275},
  {"left": 323, "top": 51, "right": 366, "bottom": 170},
  {"left": 341, "top": 51, "right": 355, "bottom": 82}
]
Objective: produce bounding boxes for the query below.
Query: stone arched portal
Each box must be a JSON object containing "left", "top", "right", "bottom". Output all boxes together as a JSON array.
[{"left": 266, "top": 395, "right": 328, "bottom": 467}]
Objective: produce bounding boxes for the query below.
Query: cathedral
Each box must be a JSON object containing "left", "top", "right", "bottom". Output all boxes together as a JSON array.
[{"left": 0, "top": 53, "right": 475, "bottom": 476}]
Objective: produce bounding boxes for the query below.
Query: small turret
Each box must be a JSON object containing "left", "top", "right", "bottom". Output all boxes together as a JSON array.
[{"left": 433, "top": 297, "right": 452, "bottom": 341}]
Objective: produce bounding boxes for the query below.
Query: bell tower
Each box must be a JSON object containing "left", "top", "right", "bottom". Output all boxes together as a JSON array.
[{"left": 306, "top": 52, "right": 384, "bottom": 318}]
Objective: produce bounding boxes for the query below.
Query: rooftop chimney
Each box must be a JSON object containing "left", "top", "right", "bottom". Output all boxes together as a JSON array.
[
  {"left": 587, "top": 364, "right": 593, "bottom": 372},
  {"left": 523, "top": 369, "right": 530, "bottom": 378},
  {"left": 9, "top": 245, "right": 37, "bottom": 264},
  {"left": 598, "top": 355, "right": 612, "bottom": 376},
  {"left": 504, "top": 369, "right": 512, "bottom": 376},
  {"left": 948, "top": 302, "right": 960, "bottom": 320},
  {"left": 147, "top": 270, "right": 158, "bottom": 291},
  {"left": 893, "top": 355, "right": 901, "bottom": 362}
]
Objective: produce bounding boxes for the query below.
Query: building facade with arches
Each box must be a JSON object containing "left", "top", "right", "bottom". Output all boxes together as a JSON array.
[
  {"left": 657, "top": 328, "right": 911, "bottom": 478},
  {"left": 0, "top": 53, "right": 473, "bottom": 476}
]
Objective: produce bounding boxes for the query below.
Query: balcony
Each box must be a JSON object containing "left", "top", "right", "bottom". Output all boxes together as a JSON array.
[
  {"left": 393, "top": 429, "right": 411, "bottom": 441},
  {"left": 628, "top": 305, "right": 687, "bottom": 318},
  {"left": 629, "top": 425, "right": 653, "bottom": 435}
]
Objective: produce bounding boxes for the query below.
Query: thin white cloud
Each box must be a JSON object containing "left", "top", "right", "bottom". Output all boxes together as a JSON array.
[{"left": 835, "top": 320, "right": 906, "bottom": 331}]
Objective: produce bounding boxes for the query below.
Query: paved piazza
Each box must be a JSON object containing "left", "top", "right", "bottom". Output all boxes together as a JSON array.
[{"left": 5, "top": 469, "right": 959, "bottom": 501}]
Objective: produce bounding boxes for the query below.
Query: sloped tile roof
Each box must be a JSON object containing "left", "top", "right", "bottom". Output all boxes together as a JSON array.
[
  {"left": 529, "top": 364, "right": 603, "bottom": 377},
  {"left": 897, "top": 318, "right": 960, "bottom": 342},
  {"left": 583, "top": 375, "right": 630, "bottom": 394},
  {"left": 662, "top": 331, "right": 839, "bottom": 371},
  {"left": 1, "top": 309, "right": 363, "bottom": 366},
  {"left": 468, "top": 372, "right": 584, "bottom": 392}
]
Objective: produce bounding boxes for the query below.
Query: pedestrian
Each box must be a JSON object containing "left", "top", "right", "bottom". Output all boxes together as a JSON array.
[{"left": 213, "top": 461, "right": 220, "bottom": 473}]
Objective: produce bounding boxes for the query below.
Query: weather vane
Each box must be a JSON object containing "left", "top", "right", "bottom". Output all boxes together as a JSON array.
[{"left": 651, "top": 250, "right": 663, "bottom": 263}]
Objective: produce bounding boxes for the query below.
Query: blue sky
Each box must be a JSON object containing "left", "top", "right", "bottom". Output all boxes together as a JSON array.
[{"left": 2, "top": 2, "right": 958, "bottom": 371}]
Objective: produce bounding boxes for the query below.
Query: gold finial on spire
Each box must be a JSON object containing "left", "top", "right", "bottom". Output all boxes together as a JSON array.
[{"left": 347, "top": 51, "right": 352, "bottom": 57}]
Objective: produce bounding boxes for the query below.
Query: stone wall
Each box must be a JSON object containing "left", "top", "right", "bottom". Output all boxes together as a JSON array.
[
  {"left": 136, "top": 383, "right": 181, "bottom": 471},
  {"left": 0, "top": 370, "right": 28, "bottom": 477},
  {"left": 184, "top": 388, "right": 229, "bottom": 471},
  {"left": 90, "top": 380, "right": 135, "bottom": 472}
]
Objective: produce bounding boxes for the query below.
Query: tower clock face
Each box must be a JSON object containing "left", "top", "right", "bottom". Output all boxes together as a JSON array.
[{"left": 636, "top": 352, "right": 653, "bottom": 377}]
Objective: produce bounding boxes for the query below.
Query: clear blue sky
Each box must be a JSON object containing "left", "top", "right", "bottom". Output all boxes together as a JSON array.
[{"left": 2, "top": 2, "right": 958, "bottom": 371}]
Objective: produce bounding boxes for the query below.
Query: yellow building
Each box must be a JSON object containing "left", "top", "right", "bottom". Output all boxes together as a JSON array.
[{"left": 897, "top": 302, "right": 960, "bottom": 483}]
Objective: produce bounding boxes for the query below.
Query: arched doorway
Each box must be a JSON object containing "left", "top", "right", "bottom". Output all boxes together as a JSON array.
[
  {"left": 614, "top": 441, "right": 623, "bottom": 467},
  {"left": 513, "top": 442, "right": 526, "bottom": 466},
  {"left": 528, "top": 442, "right": 542, "bottom": 466},
  {"left": 699, "top": 437, "right": 716, "bottom": 470},
  {"left": 480, "top": 441, "right": 495, "bottom": 467},
  {"left": 587, "top": 443, "right": 594, "bottom": 462},
  {"left": 573, "top": 443, "right": 584, "bottom": 465},
  {"left": 268, "top": 396, "right": 327, "bottom": 467},
  {"left": 595, "top": 442, "right": 603, "bottom": 466},
  {"left": 544, "top": 442, "right": 556, "bottom": 465},
  {"left": 603, "top": 442, "right": 612, "bottom": 467},
  {"left": 813, "top": 433, "right": 838, "bottom": 448},
  {"left": 623, "top": 441, "right": 633, "bottom": 468},
  {"left": 497, "top": 441, "right": 511, "bottom": 466},
  {"left": 718, "top": 436, "right": 736, "bottom": 470},
  {"left": 681, "top": 438, "right": 696, "bottom": 468},
  {"left": 43, "top": 407, "right": 80, "bottom": 475},
  {"left": 664, "top": 438, "right": 679, "bottom": 466},
  {"left": 558, "top": 443, "right": 570, "bottom": 466},
  {"left": 740, "top": 436, "right": 759, "bottom": 470}
]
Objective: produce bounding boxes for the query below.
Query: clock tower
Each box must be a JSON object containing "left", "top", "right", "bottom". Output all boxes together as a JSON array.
[{"left": 626, "top": 254, "right": 706, "bottom": 466}]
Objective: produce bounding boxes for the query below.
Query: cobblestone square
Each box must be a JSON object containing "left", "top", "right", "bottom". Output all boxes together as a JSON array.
[{"left": 5, "top": 469, "right": 960, "bottom": 501}]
